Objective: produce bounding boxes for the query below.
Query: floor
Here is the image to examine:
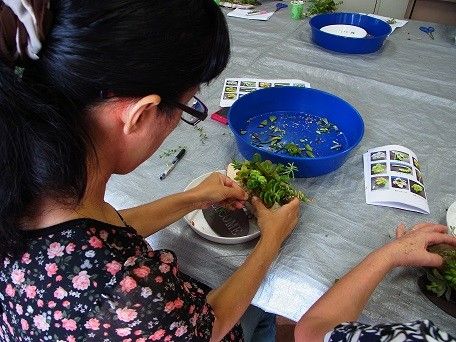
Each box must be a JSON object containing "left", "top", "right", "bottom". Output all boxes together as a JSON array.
[{"left": 275, "top": 316, "right": 296, "bottom": 341}]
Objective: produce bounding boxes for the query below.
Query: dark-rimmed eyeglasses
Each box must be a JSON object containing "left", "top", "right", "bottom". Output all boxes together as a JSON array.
[
  {"left": 100, "top": 91, "right": 208, "bottom": 126},
  {"left": 175, "top": 96, "right": 208, "bottom": 126}
]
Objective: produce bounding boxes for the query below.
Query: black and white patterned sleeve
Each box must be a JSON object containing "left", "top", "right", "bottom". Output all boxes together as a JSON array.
[{"left": 324, "top": 320, "right": 456, "bottom": 342}]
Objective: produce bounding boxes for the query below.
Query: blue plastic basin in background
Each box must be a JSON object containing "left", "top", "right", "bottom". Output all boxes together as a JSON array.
[
  {"left": 228, "top": 87, "right": 364, "bottom": 178},
  {"left": 309, "top": 12, "right": 392, "bottom": 54}
]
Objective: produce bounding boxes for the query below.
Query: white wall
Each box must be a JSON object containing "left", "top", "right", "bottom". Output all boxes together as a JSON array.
[
  {"left": 376, "top": 0, "right": 409, "bottom": 18},
  {"left": 337, "top": 0, "right": 377, "bottom": 13},
  {"left": 337, "top": 0, "right": 410, "bottom": 17}
]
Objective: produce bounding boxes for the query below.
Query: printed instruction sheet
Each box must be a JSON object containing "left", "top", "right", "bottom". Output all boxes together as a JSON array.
[{"left": 363, "top": 145, "right": 429, "bottom": 214}]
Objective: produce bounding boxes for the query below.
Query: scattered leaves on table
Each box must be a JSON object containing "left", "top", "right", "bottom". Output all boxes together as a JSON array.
[
  {"left": 159, "top": 145, "right": 187, "bottom": 159},
  {"left": 194, "top": 125, "right": 208, "bottom": 144}
]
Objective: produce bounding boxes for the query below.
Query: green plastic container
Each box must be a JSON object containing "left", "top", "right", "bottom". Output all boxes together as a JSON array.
[{"left": 290, "top": 0, "right": 304, "bottom": 20}]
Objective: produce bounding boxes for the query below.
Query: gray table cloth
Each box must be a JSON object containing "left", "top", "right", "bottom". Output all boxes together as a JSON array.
[{"left": 106, "top": 7, "right": 456, "bottom": 334}]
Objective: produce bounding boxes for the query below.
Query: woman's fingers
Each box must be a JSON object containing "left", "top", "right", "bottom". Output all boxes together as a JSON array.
[
  {"left": 219, "top": 199, "right": 245, "bottom": 210},
  {"left": 412, "top": 223, "right": 447, "bottom": 233},
  {"left": 283, "top": 197, "right": 300, "bottom": 215},
  {"left": 396, "top": 223, "right": 448, "bottom": 239},
  {"left": 220, "top": 174, "right": 248, "bottom": 201},
  {"left": 422, "top": 252, "right": 444, "bottom": 267},
  {"left": 396, "top": 223, "right": 406, "bottom": 238},
  {"left": 251, "top": 196, "right": 267, "bottom": 214},
  {"left": 427, "top": 231, "right": 456, "bottom": 247}
]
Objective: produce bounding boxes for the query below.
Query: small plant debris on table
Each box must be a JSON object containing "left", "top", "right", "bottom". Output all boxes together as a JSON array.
[
  {"left": 194, "top": 125, "right": 208, "bottom": 144},
  {"left": 159, "top": 145, "right": 187, "bottom": 159}
]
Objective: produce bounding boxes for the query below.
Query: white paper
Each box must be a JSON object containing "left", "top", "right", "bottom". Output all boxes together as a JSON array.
[
  {"left": 446, "top": 201, "right": 456, "bottom": 236},
  {"left": 363, "top": 145, "right": 429, "bottom": 214},
  {"left": 361, "top": 13, "right": 408, "bottom": 33},
  {"left": 220, "top": 78, "right": 311, "bottom": 107},
  {"left": 227, "top": 8, "right": 274, "bottom": 21}
]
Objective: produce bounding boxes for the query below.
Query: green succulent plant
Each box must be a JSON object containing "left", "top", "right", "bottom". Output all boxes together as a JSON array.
[
  {"left": 232, "top": 153, "right": 308, "bottom": 208},
  {"left": 372, "top": 163, "right": 386, "bottom": 174},
  {"left": 374, "top": 177, "right": 387, "bottom": 187},
  {"left": 425, "top": 244, "right": 456, "bottom": 301},
  {"left": 411, "top": 183, "right": 424, "bottom": 193},
  {"left": 305, "top": 0, "right": 343, "bottom": 16}
]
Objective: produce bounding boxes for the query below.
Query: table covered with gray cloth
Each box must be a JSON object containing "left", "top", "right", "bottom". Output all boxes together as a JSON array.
[{"left": 106, "top": 7, "right": 456, "bottom": 333}]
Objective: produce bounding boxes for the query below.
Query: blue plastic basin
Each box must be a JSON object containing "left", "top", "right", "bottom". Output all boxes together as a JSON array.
[
  {"left": 309, "top": 12, "right": 392, "bottom": 54},
  {"left": 228, "top": 87, "right": 364, "bottom": 178}
]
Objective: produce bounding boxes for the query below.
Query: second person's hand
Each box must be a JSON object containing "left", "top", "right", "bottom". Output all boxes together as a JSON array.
[{"left": 381, "top": 223, "right": 456, "bottom": 268}]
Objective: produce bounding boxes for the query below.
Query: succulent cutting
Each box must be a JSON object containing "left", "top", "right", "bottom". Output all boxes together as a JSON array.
[
  {"left": 425, "top": 244, "right": 456, "bottom": 302},
  {"left": 231, "top": 153, "right": 308, "bottom": 208}
]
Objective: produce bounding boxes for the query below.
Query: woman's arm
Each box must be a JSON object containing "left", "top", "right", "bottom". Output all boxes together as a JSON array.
[
  {"left": 119, "top": 191, "right": 201, "bottom": 236},
  {"left": 295, "top": 223, "right": 456, "bottom": 342},
  {"left": 119, "top": 173, "right": 247, "bottom": 236},
  {"left": 208, "top": 197, "right": 301, "bottom": 341},
  {"left": 295, "top": 246, "right": 394, "bottom": 341}
]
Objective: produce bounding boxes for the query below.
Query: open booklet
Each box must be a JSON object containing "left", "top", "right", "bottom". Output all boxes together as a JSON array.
[
  {"left": 363, "top": 145, "right": 429, "bottom": 214},
  {"left": 220, "top": 78, "right": 311, "bottom": 107}
]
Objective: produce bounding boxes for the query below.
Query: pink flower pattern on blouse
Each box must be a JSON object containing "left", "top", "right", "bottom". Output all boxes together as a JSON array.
[{"left": 0, "top": 219, "right": 244, "bottom": 341}]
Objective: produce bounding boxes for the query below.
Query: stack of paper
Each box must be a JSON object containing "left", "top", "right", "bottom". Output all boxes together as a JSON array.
[{"left": 227, "top": 8, "right": 274, "bottom": 21}]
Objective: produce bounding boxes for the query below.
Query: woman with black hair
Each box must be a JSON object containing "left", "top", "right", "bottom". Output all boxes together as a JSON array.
[{"left": 0, "top": 0, "right": 300, "bottom": 340}]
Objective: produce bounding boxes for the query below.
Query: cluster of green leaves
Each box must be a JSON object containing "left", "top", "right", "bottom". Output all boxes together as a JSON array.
[
  {"left": 284, "top": 142, "right": 315, "bottom": 158},
  {"left": 371, "top": 163, "right": 386, "bottom": 174},
  {"left": 411, "top": 183, "right": 423, "bottom": 193},
  {"left": 305, "top": 0, "right": 343, "bottom": 16},
  {"left": 316, "top": 117, "right": 337, "bottom": 134},
  {"left": 248, "top": 115, "right": 316, "bottom": 158},
  {"left": 398, "top": 166, "right": 412, "bottom": 173},
  {"left": 426, "top": 244, "right": 456, "bottom": 302},
  {"left": 392, "top": 151, "right": 408, "bottom": 161},
  {"left": 232, "top": 153, "right": 308, "bottom": 208},
  {"left": 374, "top": 177, "right": 387, "bottom": 187}
]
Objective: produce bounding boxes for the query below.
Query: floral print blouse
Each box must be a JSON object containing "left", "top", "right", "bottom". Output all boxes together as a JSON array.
[
  {"left": 0, "top": 219, "right": 244, "bottom": 341},
  {"left": 326, "top": 320, "right": 455, "bottom": 341}
]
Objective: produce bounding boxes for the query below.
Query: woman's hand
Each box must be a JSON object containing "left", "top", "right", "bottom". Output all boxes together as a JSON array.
[
  {"left": 295, "top": 223, "right": 456, "bottom": 342},
  {"left": 381, "top": 223, "right": 456, "bottom": 268},
  {"left": 207, "top": 196, "right": 300, "bottom": 341},
  {"left": 188, "top": 172, "right": 248, "bottom": 210},
  {"left": 251, "top": 196, "right": 301, "bottom": 247}
]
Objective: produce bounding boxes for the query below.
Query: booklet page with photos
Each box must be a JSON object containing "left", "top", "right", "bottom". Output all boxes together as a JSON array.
[
  {"left": 363, "top": 145, "right": 429, "bottom": 214},
  {"left": 219, "top": 78, "right": 311, "bottom": 107}
]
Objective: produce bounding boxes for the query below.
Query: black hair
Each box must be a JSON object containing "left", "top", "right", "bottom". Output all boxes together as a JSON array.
[
  {"left": 0, "top": 0, "right": 230, "bottom": 260},
  {"left": 31, "top": 0, "right": 230, "bottom": 112}
]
